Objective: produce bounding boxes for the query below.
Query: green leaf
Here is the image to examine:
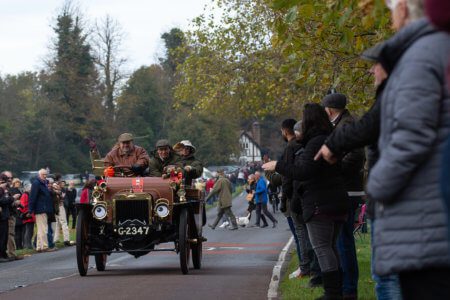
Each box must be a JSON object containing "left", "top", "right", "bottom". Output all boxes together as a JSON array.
[{"left": 284, "top": 6, "right": 298, "bottom": 23}]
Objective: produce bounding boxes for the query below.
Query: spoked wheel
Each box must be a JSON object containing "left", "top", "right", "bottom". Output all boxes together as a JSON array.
[
  {"left": 76, "top": 209, "right": 90, "bottom": 276},
  {"left": 179, "top": 207, "right": 190, "bottom": 275},
  {"left": 192, "top": 240, "right": 202, "bottom": 269},
  {"left": 95, "top": 254, "right": 107, "bottom": 271}
]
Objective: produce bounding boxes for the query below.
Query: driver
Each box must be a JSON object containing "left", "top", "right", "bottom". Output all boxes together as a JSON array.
[
  {"left": 104, "top": 133, "right": 150, "bottom": 176},
  {"left": 173, "top": 140, "right": 203, "bottom": 186},
  {"left": 148, "top": 139, "right": 181, "bottom": 177}
]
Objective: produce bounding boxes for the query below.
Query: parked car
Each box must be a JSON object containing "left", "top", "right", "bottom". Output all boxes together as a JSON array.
[
  {"left": 20, "top": 171, "right": 55, "bottom": 186},
  {"left": 62, "top": 174, "right": 83, "bottom": 186},
  {"left": 206, "top": 165, "right": 240, "bottom": 175}
]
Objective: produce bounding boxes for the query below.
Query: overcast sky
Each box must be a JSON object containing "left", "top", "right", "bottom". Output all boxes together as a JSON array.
[{"left": 0, "top": 0, "right": 211, "bottom": 75}]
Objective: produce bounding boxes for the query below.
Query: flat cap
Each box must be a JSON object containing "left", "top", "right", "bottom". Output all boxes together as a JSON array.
[
  {"left": 118, "top": 133, "right": 134, "bottom": 142},
  {"left": 321, "top": 93, "right": 347, "bottom": 109},
  {"left": 361, "top": 42, "right": 384, "bottom": 63},
  {"left": 155, "top": 139, "right": 170, "bottom": 148}
]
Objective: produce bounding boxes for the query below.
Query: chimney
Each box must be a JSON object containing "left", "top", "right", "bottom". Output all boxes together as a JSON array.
[{"left": 252, "top": 121, "right": 261, "bottom": 146}]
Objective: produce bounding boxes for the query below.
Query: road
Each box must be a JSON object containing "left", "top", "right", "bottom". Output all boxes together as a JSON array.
[{"left": 0, "top": 193, "right": 292, "bottom": 300}]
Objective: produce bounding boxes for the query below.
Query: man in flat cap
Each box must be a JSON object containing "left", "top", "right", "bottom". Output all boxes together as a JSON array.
[
  {"left": 104, "top": 133, "right": 150, "bottom": 176},
  {"left": 321, "top": 93, "right": 365, "bottom": 299},
  {"left": 173, "top": 140, "right": 203, "bottom": 186},
  {"left": 148, "top": 139, "right": 181, "bottom": 177}
]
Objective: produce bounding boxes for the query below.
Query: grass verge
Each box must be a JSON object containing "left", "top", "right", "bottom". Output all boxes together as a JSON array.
[{"left": 280, "top": 234, "right": 375, "bottom": 300}]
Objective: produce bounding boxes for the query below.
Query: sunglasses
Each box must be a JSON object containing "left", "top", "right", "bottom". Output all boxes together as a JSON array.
[{"left": 385, "top": 0, "right": 400, "bottom": 10}]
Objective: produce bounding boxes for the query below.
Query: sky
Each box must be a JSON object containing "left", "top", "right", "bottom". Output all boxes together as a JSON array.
[{"left": 0, "top": 0, "right": 211, "bottom": 75}]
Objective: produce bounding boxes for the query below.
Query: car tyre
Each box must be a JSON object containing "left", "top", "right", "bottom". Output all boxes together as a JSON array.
[
  {"left": 95, "top": 254, "right": 107, "bottom": 271},
  {"left": 192, "top": 240, "right": 202, "bottom": 269},
  {"left": 76, "top": 209, "right": 90, "bottom": 276},
  {"left": 179, "top": 208, "right": 190, "bottom": 275}
]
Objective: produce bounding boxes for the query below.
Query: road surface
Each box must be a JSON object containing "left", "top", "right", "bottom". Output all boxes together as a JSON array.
[{"left": 0, "top": 192, "right": 292, "bottom": 300}]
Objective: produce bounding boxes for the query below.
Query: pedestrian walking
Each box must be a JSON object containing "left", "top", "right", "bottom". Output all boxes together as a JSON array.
[
  {"left": 206, "top": 169, "right": 238, "bottom": 230},
  {"left": 253, "top": 172, "right": 277, "bottom": 228},
  {"left": 245, "top": 174, "right": 267, "bottom": 226}
]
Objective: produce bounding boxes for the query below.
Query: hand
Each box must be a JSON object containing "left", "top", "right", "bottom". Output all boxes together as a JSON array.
[
  {"left": 262, "top": 161, "right": 277, "bottom": 172},
  {"left": 13, "top": 194, "right": 20, "bottom": 200},
  {"left": 314, "top": 145, "right": 338, "bottom": 164},
  {"left": 131, "top": 164, "right": 143, "bottom": 173},
  {"left": 184, "top": 166, "right": 192, "bottom": 172},
  {"left": 165, "top": 166, "right": 175, "bottom": 173}
]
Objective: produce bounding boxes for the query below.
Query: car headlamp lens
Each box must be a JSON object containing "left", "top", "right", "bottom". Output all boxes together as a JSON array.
[
  {"left": 155, "top": 204, "right": 169, "bottom": 218},
  {"left": 93, "top": 204, "right": 107, "bottom": 220}
]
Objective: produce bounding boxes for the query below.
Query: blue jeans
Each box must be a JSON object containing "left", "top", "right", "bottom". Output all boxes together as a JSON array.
[
  {"left": 370, "top": 220, "right": 402, "bottom": 300},
  {"left": 48, "top": 223, "right": 55, "bottom": 248},
  {"left": 287, "top": 216, "right": 302, "bottom": 264},
  {"left": 337, "top": 196, "right": 359, "bottom": 295}
]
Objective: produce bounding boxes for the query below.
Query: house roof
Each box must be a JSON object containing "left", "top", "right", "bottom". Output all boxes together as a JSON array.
[{"left": 239, "top": 130, "right": 261, "bottom": 150}]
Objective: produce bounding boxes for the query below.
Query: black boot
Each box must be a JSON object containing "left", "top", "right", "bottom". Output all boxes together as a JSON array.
[{"left": 315, "top": 270, "right": 343, "bottom": 300}]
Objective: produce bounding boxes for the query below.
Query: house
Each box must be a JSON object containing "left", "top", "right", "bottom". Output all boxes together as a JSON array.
[{"left": 239, "top": 122, "right": 262, "bottom": 163}]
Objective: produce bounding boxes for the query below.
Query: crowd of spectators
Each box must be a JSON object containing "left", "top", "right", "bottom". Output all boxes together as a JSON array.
[
  {"left": 0, "top": 169, "right": 77, "bottom": 263},
  {"left": 260, "top": 0, "right": 450, "bottom": 299}
]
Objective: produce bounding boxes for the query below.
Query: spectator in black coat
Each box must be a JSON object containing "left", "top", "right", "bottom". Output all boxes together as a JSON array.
[
  {"left": 314, "top": 42, "right": 404, "bottom": 300},
  {"left": 64, "top": 181, "right": 77, "bottom": 229},
  {"left": 263, "top": 103, "right": 348, "bottom": 299},
  {"left": 0, "top": 174, "right": 14, "bottom": 262},
  {"left": 322, "top": 93, "right": 365, "bottom": 299}
]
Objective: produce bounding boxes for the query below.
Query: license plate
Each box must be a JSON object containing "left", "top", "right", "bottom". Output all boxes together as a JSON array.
[{"left": 117, "top": 226, "right": 150, "bottom": 236}]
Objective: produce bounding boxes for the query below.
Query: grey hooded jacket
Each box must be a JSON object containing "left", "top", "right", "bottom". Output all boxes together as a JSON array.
[{"left": 367, "top": 19, "right": 450, "bottom": 276}]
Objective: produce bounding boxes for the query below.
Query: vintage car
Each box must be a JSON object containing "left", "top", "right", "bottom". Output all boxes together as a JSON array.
[{"left": 75, "top": 150, "right": 206, "bottom": 276}]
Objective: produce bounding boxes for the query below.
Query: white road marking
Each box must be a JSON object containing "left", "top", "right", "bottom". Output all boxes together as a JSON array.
[{"left": 267, "top": 236, "right": 293, "bottom": 300}]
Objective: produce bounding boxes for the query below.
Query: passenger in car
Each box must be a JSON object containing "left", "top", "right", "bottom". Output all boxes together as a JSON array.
[
  {"left": 173, "top": 140, "right": 203, "bottom": 186},
  {"left": 148, "top": 139, "right": 181, "bottom": 177}
]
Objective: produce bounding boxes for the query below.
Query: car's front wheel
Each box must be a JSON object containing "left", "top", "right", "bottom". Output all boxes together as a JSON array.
[
  {"left": 76, "top": 209, "right": 90, "bottom": 276},
  {"left": 95, "top": 254, "right": 107, "bottom": 271},
  {"left": 179, "top": 208, "right": 190, "bottom": 274}
]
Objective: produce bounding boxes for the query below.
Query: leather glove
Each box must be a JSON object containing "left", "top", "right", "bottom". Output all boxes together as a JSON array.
[{"left": 131, "top": 164, "right": 143, "bottom": 174}]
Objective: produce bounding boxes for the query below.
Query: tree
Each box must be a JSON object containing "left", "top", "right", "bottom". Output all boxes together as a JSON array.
[
  {"left": 270, "top": 0, "right": 392, "bottom": 111},
  {"left": 42, "top": 1, "right": 105, "bottom": 172},
  {"left": 0, "top": 72, "right": 49, "bottom": 172},
  {"left": 92, "top": 14, "right": 127, "bottom": 122},
  {"left": 115, "top": 64, "right": 171, "bottom": 150},
  {"left": 174, "top": 0, "right": 291, "bottom": 118},
  {"left": 168, "top": 108, "right": 240, "bottom": 165},
  {"left": 174, "top": 0, "right": 392, "bottom": 118}
]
